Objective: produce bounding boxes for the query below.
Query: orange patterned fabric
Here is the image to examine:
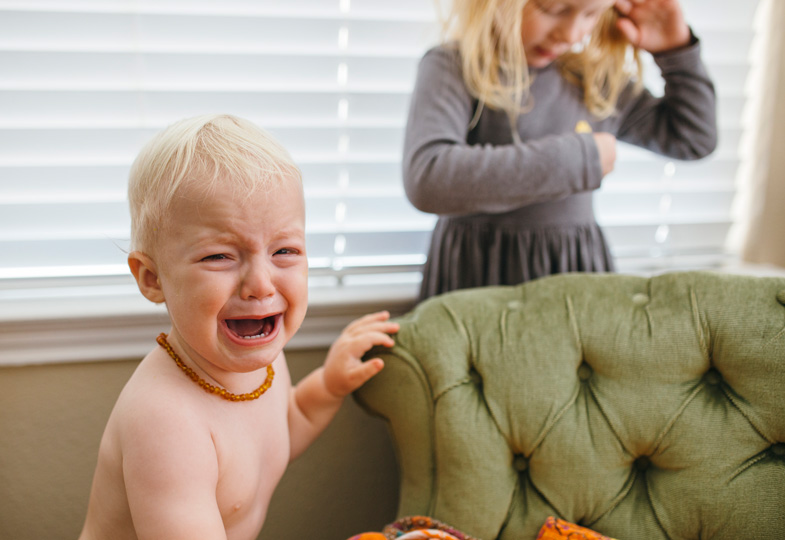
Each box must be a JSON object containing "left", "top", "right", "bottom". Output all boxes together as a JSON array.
[
  {"left": 348, "top": 515, "right": 616, "bottom": 540},
  {"left": 347, "top": 516, "right": 480, "bottom": 540},
  {"left": 536, "top": 517, "right": 617, "bottom": 540}
]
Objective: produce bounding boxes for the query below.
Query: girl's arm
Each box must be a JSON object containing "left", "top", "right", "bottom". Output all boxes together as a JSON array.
[
  {"left": 287, "top": 311, "right": 398, "bottom": 460},
  {"left": 613, "top": 0, "right": 717, "bottom": 158},
  {"left": 402, "top": 46, "right": 606, "bottom": 217},
  {"left": 614, "top": 32, "right": 717, "bottom": 159}
]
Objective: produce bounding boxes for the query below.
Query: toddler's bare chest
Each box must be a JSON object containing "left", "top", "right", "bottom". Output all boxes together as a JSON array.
[{"left": 210, "top": 392, "right": 291, "bottom": 530}]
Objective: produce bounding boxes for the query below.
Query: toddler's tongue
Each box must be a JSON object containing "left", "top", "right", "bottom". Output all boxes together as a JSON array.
[{"left": 226, "top": 317, "right": 273, "bottom": 338}]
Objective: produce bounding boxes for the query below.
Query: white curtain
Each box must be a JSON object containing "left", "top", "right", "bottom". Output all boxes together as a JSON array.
[{"left": 734, "top": 0, "right": 785, "bottom": 269}]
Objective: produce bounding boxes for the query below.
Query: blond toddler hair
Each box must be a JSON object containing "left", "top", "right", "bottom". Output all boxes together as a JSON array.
[{"left": 128, "top": 114, "right": 301, "bottom": 253}]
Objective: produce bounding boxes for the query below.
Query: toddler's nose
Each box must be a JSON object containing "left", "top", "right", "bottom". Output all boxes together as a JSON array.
[{"left": 239, "top": 261, "right": 275, "bottom": 300}]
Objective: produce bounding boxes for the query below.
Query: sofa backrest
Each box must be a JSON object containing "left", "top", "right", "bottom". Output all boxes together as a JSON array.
[{"left": 354, "top": 272, "right": 785, "bottom": 539}]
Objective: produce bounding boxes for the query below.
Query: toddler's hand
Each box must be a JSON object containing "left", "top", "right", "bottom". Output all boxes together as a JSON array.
[
  {"left": 323, "top": 311, "right": 399, "bottom": 398},
  {"left": 614, "top": 0, "right": 691, "bottom": 53},
  {"left": 592, "top": 132, "right": 617, "bottom": 177}
]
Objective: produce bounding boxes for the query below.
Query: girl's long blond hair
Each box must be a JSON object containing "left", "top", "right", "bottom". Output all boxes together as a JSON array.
[{"left": 440, "top": 0, "right": 643, "bottom": 130}]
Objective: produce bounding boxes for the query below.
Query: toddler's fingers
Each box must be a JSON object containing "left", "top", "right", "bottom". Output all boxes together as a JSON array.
[
  {"left": 352, "top": 331, "right": 396, "bottom": 352},
  {"left": 325, "top": 356, "right": 384, "bottom": 396},
  {"left": 371, "top": 321, "right": 399, "bottom": 336},
  {"left": 352, "top": 358, "right": 385, "bottom": 386},
  {"left": 332, "top": 330, "right": 396, "bottom": 362},
  {"left": 362, "top": 357, "right": 384, "bottom": 372},
  {"left": 345, "top": 320, "right": 399, "bottom": 340},
  {"left": 358, "top": 310, "right": 391, "bottom": 323},
  {"left": 343, "top": 311, "right": 391, "bottom": 332}
]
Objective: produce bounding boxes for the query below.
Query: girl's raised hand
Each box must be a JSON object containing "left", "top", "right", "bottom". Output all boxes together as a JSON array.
[{"left": 614, "top": 0, "right": 691, "bottom": 54}]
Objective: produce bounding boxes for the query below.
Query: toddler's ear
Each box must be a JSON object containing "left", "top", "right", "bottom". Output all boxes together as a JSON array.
[{"left": 128, "top": 251, "right": 165, "bottom": 304}]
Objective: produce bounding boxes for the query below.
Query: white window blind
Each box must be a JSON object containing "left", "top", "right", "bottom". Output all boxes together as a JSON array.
[
  {"left": 0, "top": 0, "right": 762, "bottom": 307},
  {"left": 0, "top": 0, "right": 438, "bottom": 296}
]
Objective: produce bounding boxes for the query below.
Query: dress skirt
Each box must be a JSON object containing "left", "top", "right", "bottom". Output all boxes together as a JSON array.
[{"left": 418, "top": 192, "right": 614, "bottom": 300}]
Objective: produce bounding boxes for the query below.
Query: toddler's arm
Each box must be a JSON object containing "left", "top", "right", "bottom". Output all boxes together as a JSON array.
[
  {"left": 287, "top": 311, "right": 398, "bottom": 460},
  {"left": 121, "top": 398, "right": 228, "bottom": 539}
]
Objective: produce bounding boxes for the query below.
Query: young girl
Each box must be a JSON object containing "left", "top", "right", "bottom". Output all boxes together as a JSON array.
[{"left": 403, "top": 0, "right": 717, "bottom": 300}]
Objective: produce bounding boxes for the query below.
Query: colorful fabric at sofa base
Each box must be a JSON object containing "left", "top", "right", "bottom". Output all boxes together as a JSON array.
[
  {"left": 347, "top": 516, "right": 480, "bottom": 540},
  {"left": 536, "top": 516, "right": 617, "bottom": 540},
  {"left": 347, "top": 515, "right": 615, "bottom": 540}
]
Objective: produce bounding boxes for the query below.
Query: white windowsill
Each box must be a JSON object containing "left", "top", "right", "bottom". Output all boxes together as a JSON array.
[
  {"left": 3, "top": 262, "right": 784, "bottom": 368},
  {"left": 0, "top": 282, "right": 419, "bottom": 367}
]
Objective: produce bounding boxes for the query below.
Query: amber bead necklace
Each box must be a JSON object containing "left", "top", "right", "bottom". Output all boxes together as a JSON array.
[{"left": 156, "top": 333, "right": 274, "bottom": 402}]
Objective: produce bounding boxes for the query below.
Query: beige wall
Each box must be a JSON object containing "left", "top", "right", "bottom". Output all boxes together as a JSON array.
[{"left": 0, "top": 348, "right": 399, "bottom": 540}]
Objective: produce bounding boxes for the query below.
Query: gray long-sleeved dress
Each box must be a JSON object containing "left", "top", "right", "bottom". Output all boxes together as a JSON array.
[{"left": 403, "top": 37, "right": 717, "bottom": 300}]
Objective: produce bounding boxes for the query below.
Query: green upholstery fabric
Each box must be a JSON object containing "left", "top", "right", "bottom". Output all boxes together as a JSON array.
[{"left": 354, "top": 272, "right": 785, "bottom": 540}]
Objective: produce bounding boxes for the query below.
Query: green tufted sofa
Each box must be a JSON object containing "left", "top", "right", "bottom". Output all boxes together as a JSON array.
[{"left": 354, "top": 271, "right": 785, "bottom": 540}]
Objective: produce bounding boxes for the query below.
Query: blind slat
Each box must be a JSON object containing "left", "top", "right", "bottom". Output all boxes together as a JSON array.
[
  {"left": 0, "top": 12, "right": 438, "bottom": 55},
  {"left": 0, "top": 91, "right": 411, "bottom": 127},
  {"left": 0, "top": 52, "right": 420, "bottom": 90}
]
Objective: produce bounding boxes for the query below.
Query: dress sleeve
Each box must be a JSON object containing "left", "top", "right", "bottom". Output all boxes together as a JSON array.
[
  {"left": 402, "top": 46, "right": 604, "bottom": 217},
  {"left": 615, "top": 33, "right": 717, "bottom": 159}
]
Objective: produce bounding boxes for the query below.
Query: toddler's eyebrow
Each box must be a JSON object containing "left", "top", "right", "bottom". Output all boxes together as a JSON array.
[
  {"left": 534, "top": 0, "right": 563, "bottom": 8},
  {"left": 271, "top": 230, "right": 306, "bottom": 247}
]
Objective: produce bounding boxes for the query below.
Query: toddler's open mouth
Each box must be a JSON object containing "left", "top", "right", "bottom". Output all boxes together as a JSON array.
[{"left": 225, "top": 315, "right": 279, "bottom": 340}]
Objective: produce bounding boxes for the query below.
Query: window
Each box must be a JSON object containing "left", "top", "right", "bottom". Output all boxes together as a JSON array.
[{"left": 0, "top": 0, "right": 764, "bottom": 363}]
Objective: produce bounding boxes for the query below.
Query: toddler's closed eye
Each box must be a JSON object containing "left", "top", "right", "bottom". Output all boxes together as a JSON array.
[{"left": 201, "top": 254, "right": 228, "bottom": 261}]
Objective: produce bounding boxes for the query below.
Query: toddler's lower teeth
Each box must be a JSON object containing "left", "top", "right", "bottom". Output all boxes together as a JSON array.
[{"left": 243, "top": 332, "right": 267, "bottom": 339}]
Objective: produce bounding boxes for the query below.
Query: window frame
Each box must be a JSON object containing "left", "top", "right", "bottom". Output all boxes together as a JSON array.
[{"left": 0, "top": 0, "right": 771, "bottom": 365}]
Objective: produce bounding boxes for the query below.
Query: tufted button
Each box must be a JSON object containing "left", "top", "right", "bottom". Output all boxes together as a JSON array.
[
  {"left": 469, "top": 369, "right": 482, "bottom": 386},
  {"left": 507, "top": 300, "right": 523, "bottom": 310},
  {"left": 634, "top": 456, "right": 651, "bottom": 471},
  {"left": 632, "top": 293, "right": 649, "bottom": 306},
  {"left": 777, "top": 290, "right": 785, "bottom": 306},
  {"left": 577, "top": 363, "right": 593, "bottom": 381},
  {"left": 704, "top": 369, "right": 722, "bottom": 386},
  {"left": 772, "top": 443, "right": 785, "bottom": 457},
  {"left": 513, "top": 455, "right": 528, "bottom": 472}
]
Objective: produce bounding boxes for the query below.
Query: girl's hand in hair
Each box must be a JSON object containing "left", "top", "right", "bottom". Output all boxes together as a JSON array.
[{"left": 614, "top": 0, "right": 691, "bottom": 54}]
